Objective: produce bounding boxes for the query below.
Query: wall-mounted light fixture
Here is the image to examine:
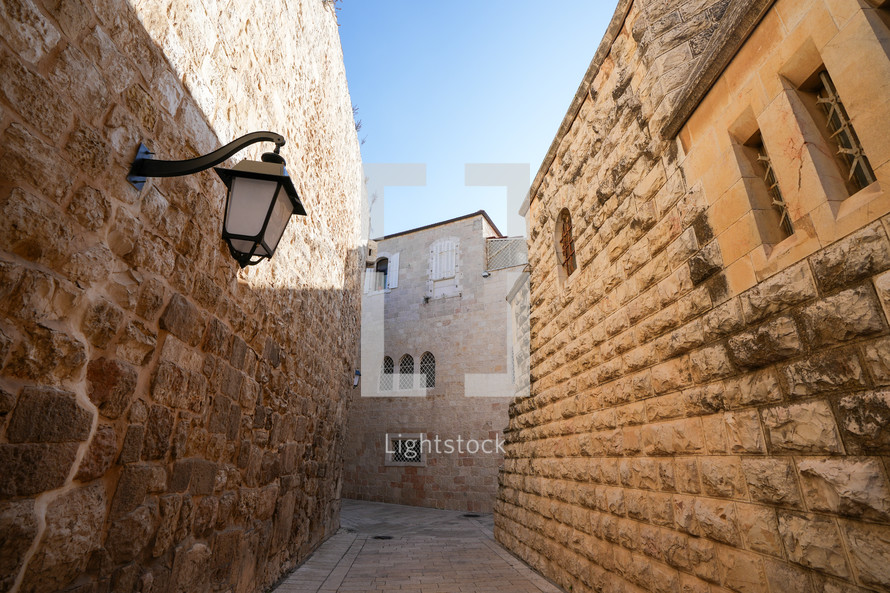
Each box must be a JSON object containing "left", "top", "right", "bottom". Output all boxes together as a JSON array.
[
  {"left": 127, "top": 131, "right": 307, "bottom": 268},
  {"left": 353, "top": 369, "right": 361, "bottom": 389}
]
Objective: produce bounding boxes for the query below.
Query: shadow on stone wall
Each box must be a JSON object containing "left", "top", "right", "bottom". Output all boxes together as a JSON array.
[{"left": 0, "top": 0, "right": 363, "bottom": 592}]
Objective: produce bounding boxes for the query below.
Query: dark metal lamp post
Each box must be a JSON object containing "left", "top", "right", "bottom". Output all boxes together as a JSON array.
[{"left": 127, "top": 131, "right": 307, "bottom": 268}]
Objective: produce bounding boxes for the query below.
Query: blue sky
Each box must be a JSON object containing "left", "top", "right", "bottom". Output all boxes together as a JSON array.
[{"left": 338, "top": 2, "right": 614, "bottom": 237}]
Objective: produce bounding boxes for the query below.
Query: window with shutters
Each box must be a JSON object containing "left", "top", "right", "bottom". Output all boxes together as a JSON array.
[
  {"left": 363, "top": 252, "right": 399, "bottom": 294},
  {"left": 428, "top": 238, "right": 461, "bottom": 299}
]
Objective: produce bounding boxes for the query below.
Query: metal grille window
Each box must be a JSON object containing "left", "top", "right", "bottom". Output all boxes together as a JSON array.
[
  {"left": 815, "top": 70, "right": 876, "bottom": 192},
  {"left": 755, "top": 141, "right": 794, "bottom": 237},
  {"left": 390, "top": 438, "right": 423, "bottom": 463},
  {"left": 420, "top": 352, "right": 435, "bottom": 388},
  {"left": 399, "top": 354, "right": 414, "bottom": 390},
  {"left": 558, "top": 210, "right": 577, "bottom": 277},
  {"left": 486, "top": 238, "right": 528, "bottom": 271},
  {"left": 380, "top": 356, "right": 394, "bottom": 391}
]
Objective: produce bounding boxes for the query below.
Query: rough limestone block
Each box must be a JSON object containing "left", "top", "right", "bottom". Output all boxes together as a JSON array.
[
  {"left": 778, "top": 512, "right": 850, "bottom": 578},
  {"left": 159, "top": 293, "right": 205, "bottom": 347},
  {"left": 735, "top": 503, "right": 783, "bottom": 558},
  {"left": 841, "top": 520, "right": 890, "bottom": 590},
  {"left": 6, "top": 386, "right": 92, "bottom": 443},
  {"left": 87, "top": 358, "right": 137, "bottom": 419},
  {"left": 741, "top": 457, "right": 803, "bottom": 507},
  {"left": 809, "top": 223, "right": 890, "bottom": 292},
  {"left": 781, "top": 349, "right": 866, "bottom": 397},
  {"left": 836, "top": 391, "right": 890, "bottom": 453},
  {"left": 75, "top": 424, "right": 118, "bottom": 482},
  {"left": 739, "top": 261, "right": 817, "bottom": 324},
  {"left": 761, "top": 401, "right": 843, "bottom": 454},
  {"left": 18, "top": 483, "right": 106, "bottom": 593},
  {"left": 0, "top": 500, "right": 37, "bottom": 593},
  {"left": 800, "top": 286, "right": 884, "bottom": 347},
  {"left": 797, "top": 457, "right": 890, "bottom": 521},
  {"left": 728, "top": 316, "right": 802, "bottom": 369},
  {"left": 0, "top": 443, "right": 79, "bottom": 497}
]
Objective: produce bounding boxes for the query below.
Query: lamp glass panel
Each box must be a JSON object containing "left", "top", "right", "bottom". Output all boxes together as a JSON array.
[
  {"left": 229, "top": 238, "right": 257, "bottom": 254},
  {"left": 261, "top": 185, "right": 294, "bottom": 254},
  {"left": 225, "top": 176, "right": 279, "bottom": 237}
]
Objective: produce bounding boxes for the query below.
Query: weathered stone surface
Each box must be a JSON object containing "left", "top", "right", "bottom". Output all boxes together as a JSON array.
[
  {"left": 117, "top": 320, "right": 156, "bottom": 366},
  {"left": 761, "top": 401, "right": 843, "bottom": 454},
  {"left": 836, "top": 390, "right": 890, "bottom": 453},
  {"left": 800, "top": 286, "right": 884, "bottom": 348},
  {"left": 716, "top": 545, "right": 767, "bottom": 593},
  {"left": 105, "top": 502, "right": 158, "bottom": 564},
  {"left": 3, "top": 323, "right": 86, "bottom": 381},
  {"left": 736, "top": 503, "right": 783, "bottom": 557},
  {"left": 159, "top": 294, "right": 205, "bottom": 347},
  {"left": 741, "top": 457, "right": 802, "bottom": 507},
  {"left": 19, "top": 482, "right": 106, "bottom": 593},
  {"left": 781, "top": 350, "right": 866, "bottom": 397},
  {"left": 67, "top": 185, "right": 110, "bottom": 231},
  {"left": 694, "top": 498, "right": 740, "bottom": 545},
  {"left": 724, "top": 368, "right": 782, "bottom": 408},
  {"left": 728, "top": 316, "right": 801, "bottom": 369},
  {"left": 87, "top": 358, "right": 137, "bottom": 419},
  {"left": 842, "top": 520, "right": 890, "bottom": 589},
  {"left": 110, "top": 464, "right": 166, "bottom": 517},
  {"left": 75, "top": 424, "right": 118, "bottom": 481},
  {"left": 763, "top": 558, "right": 815, "bottom": 593},
  {"left": 153, "top": 494, "right": 183, "bottom": 557},
  {"left": 170, "top": 542, "right": 212, "bottom": 593},
  {"left": 740, "top": 262, "right": 817, "bottom": 324},
  {"left": 778, "top": 512, "right": 849, "bottom": 578},
  {"left": 798, "top": 457, "right": 890, "bottom": 521},
  {"left": 863, "top": 337, "right": 890, "bottom": 386},
  {"left": 81, "top": 297, "right": 125, "bottom": 348},
  {"left": 810, "top": 223, "right": 890, "bottom": 292},
  {"left": 688, "top": 240, "right": 722, "bottom": 285},
  {"left": 119, "top": 424, "right": 144, "bottom": 464},
  {"left": 144, "top": 405, "right": 174, "bottom": 460},
  {"left": 0, "top": 500, "right": 37, "bottom": 593},
  {"left": 7, "top": 386, "right": 92, "bottom": 443},
  {"left": 0, "top": 443, "right": 79, "bottom": 496}
]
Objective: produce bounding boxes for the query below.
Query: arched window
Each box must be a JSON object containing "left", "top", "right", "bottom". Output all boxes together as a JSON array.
[
  {"left": 380, "top": 356, "right": 394, "bottom": 391},
  {"left": 556, "top": 209, "right": 577, "bottom": 277},
  {"left": 420, "top": 352, "right": 435, "bottom": 388},
  {"left": 375, "top": 258, "right": 389, "bottom": 291},
  {"left": 399, "top": 354, "right": 414, "bottom": 390}
]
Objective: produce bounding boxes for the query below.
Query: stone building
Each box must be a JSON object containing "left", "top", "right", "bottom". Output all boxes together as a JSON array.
[
  {"left": 342, "top": 211, "right": 527, "bottom": 512},
  {"left": 496, "top": 1, "right": 890, "bottom": 592},
  {"left": 0, "top": 1, "right": 362, "bottom": 593}
]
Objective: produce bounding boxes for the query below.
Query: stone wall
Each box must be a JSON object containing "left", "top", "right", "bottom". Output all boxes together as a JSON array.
[
  {"left": 343, "top": 213, "right": 520, "bottom": 512},
  {"left": 496, "top": 1, "right": 890, "bottom": 592},
  {"left": 0, "top": 0, "right": 362, "bottom": 592}
]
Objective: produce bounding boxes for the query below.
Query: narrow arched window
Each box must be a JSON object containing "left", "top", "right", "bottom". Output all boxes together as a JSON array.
[
  {"left": 380, "top": 356, "right": 394, "bottom": 391},
  {"left": 556, "top": 209, "right": 577, "bottom": 277},
  {"left": 375, "top": 258, "right": 389, "bottom": 291},
  {"left": 420, "top": 352, "right": 435, "bottom": 388},
  {"left": 399, "top": 354, "right": 414, "bottom": 390}
]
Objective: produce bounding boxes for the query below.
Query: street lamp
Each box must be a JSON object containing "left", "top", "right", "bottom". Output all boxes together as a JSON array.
[{"left": 127, "top": 131, "right": 307, "bottom": 267}]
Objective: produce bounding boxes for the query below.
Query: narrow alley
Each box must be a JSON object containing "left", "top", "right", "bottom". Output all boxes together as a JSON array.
[{"left": 273, "top": 500, "right": 563, "bottom": 593}]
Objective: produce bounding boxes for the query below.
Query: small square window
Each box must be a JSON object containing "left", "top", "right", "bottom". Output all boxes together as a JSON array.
[{"left": 384, "top": 433, "right": 426, "bottom": 466}]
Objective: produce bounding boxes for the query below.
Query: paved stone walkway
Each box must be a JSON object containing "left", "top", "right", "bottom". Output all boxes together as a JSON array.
[{"left": 273, "top": 499, "right": 563, "bottom": 593}]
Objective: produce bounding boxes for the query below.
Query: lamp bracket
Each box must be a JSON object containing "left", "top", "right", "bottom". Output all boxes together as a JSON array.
[{"left": 127, "top": 131, "right": 286, "bottom": 190}]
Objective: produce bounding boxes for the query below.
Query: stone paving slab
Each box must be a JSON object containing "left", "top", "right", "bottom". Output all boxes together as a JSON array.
[{"left": 273, "top": 499, "right": 564, "bottom": 593}]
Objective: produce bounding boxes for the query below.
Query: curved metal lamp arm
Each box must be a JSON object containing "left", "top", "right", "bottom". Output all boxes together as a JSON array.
[{"left": 127, "top": 131, "right": 285, "bottom": 190}]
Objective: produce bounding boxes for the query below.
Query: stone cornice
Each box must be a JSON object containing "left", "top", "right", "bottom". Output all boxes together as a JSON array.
[
  {"left": 520, "top": 0, "right": 633, "bottom": 216},
  {"left": 661, "top": 0, "right": 777, "bottom": 139}
]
